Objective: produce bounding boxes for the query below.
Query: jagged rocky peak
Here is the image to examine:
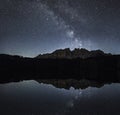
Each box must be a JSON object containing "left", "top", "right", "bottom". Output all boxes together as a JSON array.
[
  {"left": 36, "top": 48, "right": 107, "bottom": 59},
  {"left": 52, "top": 48, "right": 71, "bottom": 58},
  {"left": 53, "top": 48, "right": 71, "bottom": 54}
]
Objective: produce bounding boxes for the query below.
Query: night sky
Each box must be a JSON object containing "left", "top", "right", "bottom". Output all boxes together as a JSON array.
[{"left": 0, "top": 0, "right": 120, "bottom": 57}]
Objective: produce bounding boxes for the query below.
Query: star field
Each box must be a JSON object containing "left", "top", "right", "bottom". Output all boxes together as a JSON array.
[{"left": 0, "top": 0, "right": 120, "bottom": 57}]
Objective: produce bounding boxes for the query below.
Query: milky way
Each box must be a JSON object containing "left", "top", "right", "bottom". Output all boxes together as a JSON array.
[{"left": 0, "top": 0, "right": 120, "bottom": 57}]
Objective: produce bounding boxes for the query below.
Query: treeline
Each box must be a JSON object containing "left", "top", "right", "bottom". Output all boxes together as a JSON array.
[{"left": 0, "top": 54, "right": 120, "bottom": 83}]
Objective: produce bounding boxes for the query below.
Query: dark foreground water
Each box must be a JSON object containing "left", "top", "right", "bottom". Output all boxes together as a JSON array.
[{"left": 0, "top": 80, "right": 120, "bottom": 115}]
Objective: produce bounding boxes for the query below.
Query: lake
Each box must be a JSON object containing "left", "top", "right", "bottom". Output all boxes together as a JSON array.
[{"left": 0, "top": 80, "right": 120, "bottom": 115}]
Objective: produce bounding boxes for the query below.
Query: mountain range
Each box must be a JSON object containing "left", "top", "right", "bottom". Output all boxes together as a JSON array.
[{"left": 36, "top": 48, "right": 110, "bottom": 59}]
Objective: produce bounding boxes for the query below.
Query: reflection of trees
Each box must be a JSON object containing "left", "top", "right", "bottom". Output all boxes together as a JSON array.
[{"left": 37, "top": 79, "right": 104, "bottom": 89}]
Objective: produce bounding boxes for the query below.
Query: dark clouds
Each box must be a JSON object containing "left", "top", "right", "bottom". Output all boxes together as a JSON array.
[{"left": 0, "top": 0, "right": 120, "bottom": 57}]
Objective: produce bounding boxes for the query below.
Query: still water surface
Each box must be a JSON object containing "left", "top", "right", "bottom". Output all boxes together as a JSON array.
[{"left": 0, "top": 80, "right": 120, "bottom": 115}]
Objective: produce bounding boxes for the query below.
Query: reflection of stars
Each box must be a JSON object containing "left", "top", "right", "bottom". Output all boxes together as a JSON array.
[
  {"left": 66, "top": 88, "right": 82, "bottom": 111},
  {"left": 67, "top": 100, "right": 74, "bottom": 108}
]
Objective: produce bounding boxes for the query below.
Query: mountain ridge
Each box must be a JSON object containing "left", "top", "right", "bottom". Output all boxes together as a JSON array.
[{"left": 36, "top": 48, "right": 111, "bottom": 59}]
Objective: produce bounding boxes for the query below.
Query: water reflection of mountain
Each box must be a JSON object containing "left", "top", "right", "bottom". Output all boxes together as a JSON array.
[
  {"left": 0, "top": 80, "right": 120, "bottom": 115},
  {"left": 37, "top": 79, "right": 105, "bottom": 89}
]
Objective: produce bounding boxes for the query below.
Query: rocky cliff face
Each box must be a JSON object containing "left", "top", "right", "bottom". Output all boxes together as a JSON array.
[{"left": 36, "top": 48, "right": 108, "bottom": 59}]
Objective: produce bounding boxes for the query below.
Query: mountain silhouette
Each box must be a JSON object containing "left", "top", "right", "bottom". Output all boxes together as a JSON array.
[{"left": 36, "top": 48, "right": 109, "bottom": 59}]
